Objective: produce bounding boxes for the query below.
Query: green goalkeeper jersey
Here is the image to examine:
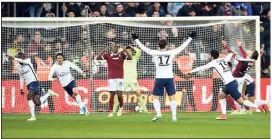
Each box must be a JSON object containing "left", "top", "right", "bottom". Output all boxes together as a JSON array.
[{"left": 124, "top": 47, "right": 141, "bottom": 82}]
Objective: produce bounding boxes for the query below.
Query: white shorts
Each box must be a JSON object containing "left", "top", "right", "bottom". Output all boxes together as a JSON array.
[
  {"left": 108, "top": 79, "right": 124, "bottom": 91},
  {"left": 243, "top": 73, "right": 254, "bottom": 85},
  {"left": 234, "top": 78, "right": 245, "bottom": 94},
  {"left": 123, "top": 80, "right": 140, "bottom": 91}
]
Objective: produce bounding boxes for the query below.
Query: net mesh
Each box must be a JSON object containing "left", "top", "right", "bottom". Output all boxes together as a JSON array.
[{"left": 1, "top": 18, "right": 257, "bottom": 114}]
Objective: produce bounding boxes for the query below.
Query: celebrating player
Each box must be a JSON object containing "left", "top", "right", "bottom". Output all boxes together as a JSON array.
[
  {"left": 222, "top": 40, "right": 269, "bottom": 115},
  {"left": 96, "top": 42, "right": 132, "bottom": 117},
  {"left": 190, "top": 50, "right": 267, "bottom": 120},
  {"left": 113, "top": 46, "right": 148, "bottom": 113},
  {"left": 48, "top": 53, "right": 89, "bottom": 115},
  {"left": 8, "top": 52, "right": 59, "bottom": 121},
  {"left": 132, "top": 32, "right": 195, "bottom": 122}
]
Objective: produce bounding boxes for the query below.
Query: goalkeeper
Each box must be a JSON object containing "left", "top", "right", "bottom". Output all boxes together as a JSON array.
[{"left": 113, "top": 45, "right": 148, "bottom": 113}]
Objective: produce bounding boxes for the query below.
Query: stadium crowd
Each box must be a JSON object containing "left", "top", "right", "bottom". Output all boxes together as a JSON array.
[{"left": 2, "top": 2, "right": 270, "bottom": 77}]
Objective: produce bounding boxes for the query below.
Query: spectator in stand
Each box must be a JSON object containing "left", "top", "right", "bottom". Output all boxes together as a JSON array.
[
  {"left": 28, "top": 31, "right": 45, "bottom": 55},
  {"left": 66, "top": 2, "right": 80, "bottom": 17},
  {"left": 152, "top": 11, "right": 160, "bottom": 17},
  {"left": 200, "top": 3, "right": 214, "bottom": 16},
  {"left": 67, "top": 10, "right": 76, "bottom": 17},
  {"left": 126, "top": 2, "right": 139, "bottom": 17},
  {"left": 217, "top": 2, "right": 238, "bottom": 16},
  {"left": 233, "top": 2, "right": 252, "bottom": 16},
  {"left": 261, "top": 9, "right": 271, "bottom": 74},
  {"left": 87, "top": 2, "right": 103, "bottom": 13},
  {"left": 110, "top": 4, "right": 128, "bottom": 17},
  {"left": 105, "top": 3, "right": 116, "bottom": 16},
  {"left": 138, "top": 3, "right": 153, "bottom": 14},
  {"left": 100, "top": 5, "right": 108, "bottom": 17},
  {"left": 28, "top": 3, "right": 43, "bottom": 17},
  {"left": 177, "top": 3, "right": 193, "bottom": 16},
  {"left": 239, "top": 6, "right": 248, "bottom": 16},
  {"left": 139, "top": 11, "right": 147, "bottom": 17},
  {"left": 167, "top": 3, "right": 183, "bottom": 16},
  {"left": 43, "top": 3, "right": 54, "bottom": 17},
  {"left": 148, "top": 2, "right": 166, "bottom": 17},
  {"left": 7, "top": 38, "right": 23, "bottom": 57},
  {"left": 188, "top": 7, "right": 197, "bottom": 16}
]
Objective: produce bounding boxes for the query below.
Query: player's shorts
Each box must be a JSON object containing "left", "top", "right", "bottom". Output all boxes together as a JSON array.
[
  {"left": 153, "top": 78, "right": 176, "bottom": 96},
  {"left": 235, "top": 78, "right": 245, "bottom": 93},
  {"left": 222, "top": 80, "right": 241, "bottom": 100},
  {"left": 123, "top": 80, "right": 140, "bottom": 91},
  {"left": 63, "top": 80, "right": 77, "bottom": 96},
  {"left": 243, "top": 73, "right": 254, "bottom": 85},
  {"left": 108, "top": 79, "right": 124, "bottom": 92},
  {"left": 27, "top": 81, "right": 40, "bottom": 95},
  {"left": 245, "top": 81, "right": 255, "bottom": 97}
]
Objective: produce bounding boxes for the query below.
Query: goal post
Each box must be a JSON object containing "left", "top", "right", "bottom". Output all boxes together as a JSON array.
[{"left": 1, "top": 16, "right": 260, "bottom": 113}]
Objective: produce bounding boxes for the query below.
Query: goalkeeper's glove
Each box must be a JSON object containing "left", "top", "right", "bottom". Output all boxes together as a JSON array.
[
  {"left": 131, "top": 33, "right": 138, "bottom": 40},
  {"left": 188, "top": 31, "right": 197, "bottom": 38}
]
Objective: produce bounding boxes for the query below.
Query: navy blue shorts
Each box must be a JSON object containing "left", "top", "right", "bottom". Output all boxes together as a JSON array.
[
  {"left": 27, "top": 81, "right": 39, "bottom": 95},
  {"left": 246, "top": 82, "right": 255, "bottom": 97},
  {"left": 63, "top": 80, "right": 77, "bottom": 96},
  {"left": 153, "top": 78, "right": 176, "bottom": 96},
  {"left": 222, "top": 80, "right": 241, "bottom": 100}
]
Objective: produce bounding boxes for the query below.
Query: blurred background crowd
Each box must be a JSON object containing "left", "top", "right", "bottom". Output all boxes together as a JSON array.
[{"left": 1, "top": 2, "right": 270, "bottom": 78}]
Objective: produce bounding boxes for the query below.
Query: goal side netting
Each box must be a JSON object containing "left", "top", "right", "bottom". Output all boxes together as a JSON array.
[{"left": 1, "top": 17, "right": 260, "bottom": 114}]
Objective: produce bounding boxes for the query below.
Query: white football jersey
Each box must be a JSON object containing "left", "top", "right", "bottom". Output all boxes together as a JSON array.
[
  {"left": 48, "top": 61, "right": 83, "bottom": 87},
  {"left": 135, "top": 37, "right": 192, "bottom": 78},
  {"left": 192, "top": 53, "right": 235, "bottom": 85},
  {"left": 16, "top": 58, "right": 38, "bottom": 86}
]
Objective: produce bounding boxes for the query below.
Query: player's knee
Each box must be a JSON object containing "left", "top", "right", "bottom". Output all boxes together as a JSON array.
[
  {"left": 72, "top": 92, "right": 78, "bottom": 97},
  {"left": 33, "top": 95, "right": 41, "bottom": 106},
  {"left": 168, "top": 95, "right": 175, "bottom": 101},
  {"left": 236, "top": 97, "right": 244, "bottom": 105},
  {"left": 218, "top": 92, "right": 226, "bottom": 99},
  {"left": 27, "top": 92, "right": 34, "bottom": 100}
]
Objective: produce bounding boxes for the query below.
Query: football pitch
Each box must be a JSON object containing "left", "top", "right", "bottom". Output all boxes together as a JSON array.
[{"left": 2, "top": 112, "right": 270, "bottom": 138}]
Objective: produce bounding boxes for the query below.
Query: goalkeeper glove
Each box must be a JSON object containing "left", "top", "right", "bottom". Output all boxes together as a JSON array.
[
  {"left": 188, "top": 31, "right": 197, "bottom": 38},
  {"left": 131, "top": 33, "right": 138, "bottom": 40}
]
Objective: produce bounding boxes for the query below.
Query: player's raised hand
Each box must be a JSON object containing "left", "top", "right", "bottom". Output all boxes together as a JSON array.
[
  {"left": 188, "top": 31, "right": 197, "bottom": 38},
  {"left": 20, "top": 89, "right": 24, "bottom": 96},
  {"left": 235, "top": 40, "right": 242, "bottom": 47},
  {"left": 131, "top": 33, "right": 138, "bottom": 40},
  {"left": 82, "top": 72, "right": 86, "bottom": 78}
]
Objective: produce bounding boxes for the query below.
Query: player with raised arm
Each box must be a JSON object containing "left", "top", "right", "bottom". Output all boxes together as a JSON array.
[
  {"left": 96, "top": 42, "right": 132, "bottom": 117},
  {"left": 222, "top": 40, "right": 269, "bottom": 115},
  {"left": 8, "top": 52, "right": 59, "bottom": 121},
  {"left": 132, "top": 31, "right": 195, "bottom": 122},
  {"left": 113, "top": 45, "right": 148, "bottom": 113},
  {"left": 190, "top": 50, "right": 267, "bottom": 120},
  {"left": 48, "top": 53, "right": 89, "bottom": 115}
]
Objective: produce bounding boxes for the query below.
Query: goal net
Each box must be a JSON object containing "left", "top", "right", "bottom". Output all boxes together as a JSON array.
[{"left": 1, "top": 17, "right": 260, "bottom": 114}]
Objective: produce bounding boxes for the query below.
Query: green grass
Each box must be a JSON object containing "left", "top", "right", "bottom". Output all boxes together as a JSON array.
[{"left": 2, "top": 112, "right": 270, "bottom": 138}]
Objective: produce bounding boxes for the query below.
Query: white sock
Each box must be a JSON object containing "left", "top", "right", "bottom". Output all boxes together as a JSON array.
[
  {"left": 243, "top": 100, "right": 258, "bottom": 108},
  {"left": 255, "top": 99, "right": 267, "bottom": 105},
  {"left": 40, "top": 93, "right": 50, "bottom": 104},
  {"left": 169, "top": 101, "right": 177, "bottom": 120},
  {"left": 75, "top": 94, "right": 84, "bottom": 109},
  {"left": 153, "top": 99, "right": 161, "bottom": 116},
  {"left": 219, "top": 99, "right": 227, "bottom": 115},
  {"left": 28, "top": 100, "right": 35, "bottom": 117}
]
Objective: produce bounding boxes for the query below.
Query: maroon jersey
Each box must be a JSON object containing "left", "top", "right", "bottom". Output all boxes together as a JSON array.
[
  {"left": 103, "top": 52, "right": 127, "bottom": 79},
  {"left": 232, "top": 58, "right": 254, "bottom": 77}
]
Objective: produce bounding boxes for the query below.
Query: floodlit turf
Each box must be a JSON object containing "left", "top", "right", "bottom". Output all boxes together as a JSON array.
[{"left": 2, "top": 112, "right": 270, "bottom": 138}]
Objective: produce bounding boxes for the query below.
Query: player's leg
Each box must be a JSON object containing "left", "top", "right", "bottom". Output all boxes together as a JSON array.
[
  {"left": 131, "top": 81, "right": 148, "bottom": 113},
  {"left": 27, "top": 90, "right": 36, "bottom": 121},
  {"left": 226, "top": 95, "right": 239, "bottom": 115},
  {"left": 26, "top": 82, "right": 41, "bottom": 121},
  {"left": 108, "top": 79, "right": 117, "bottom": 117},
  {"left": 152, "top": 79, "right": 164, "bottom": 122},
  {"left": 165, "top": 78, "right": 177, "bottom": 121},
  {"left": 116, "top": 79, "right": 124, "bottom": 116},
  {"left": 217, "top": 89, "right": 228, "bottom": 120}
]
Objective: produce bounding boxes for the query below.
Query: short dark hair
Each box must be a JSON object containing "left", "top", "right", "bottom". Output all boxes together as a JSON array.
[
  {"left": 126, "top": 45, "right": 133, "bottom": 50},
  {"left": 210, "top": 50, "right": 219, "bottom": 59},
  {"left": 158, "top": 39, "right": 167, "bottom": 49},
  {"left": 251, "top": 50, "right": 259, "bottom": 60},
  {"left": 56, "top": 52, "right": 64, "bottom": 58}
]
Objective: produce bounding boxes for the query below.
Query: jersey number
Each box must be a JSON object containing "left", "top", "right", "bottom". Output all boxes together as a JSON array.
[
  {"left": 219, "top": 61, "right": 230, "bottom": 71},
  {"left": 158, "top": 56, "right": 170, "bottom": 66}
]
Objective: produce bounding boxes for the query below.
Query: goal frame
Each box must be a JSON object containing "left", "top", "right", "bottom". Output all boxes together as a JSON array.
[{"left": 2, "top": 16, "right": 261, "bottom": 103}]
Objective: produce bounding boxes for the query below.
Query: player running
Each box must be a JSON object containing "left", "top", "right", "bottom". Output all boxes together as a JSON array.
[
  {"left": 48, "top": 53, "right": 89, "bottom": 115},
  {"left": 190, "top": 50, "right": 267, "bottom": 120},
  {"left": 113, "top": 45, "right": 148, "bottom": 113},
  {"left": 222, "top": 40, "right": 269, "bottom": 115},
  {"left": 96, "top": 42, "right": 132, "bottom": 117},
  {"left": 132, "top": 32, "right": 196, "bottom": 122},
  {"left": 7, "top": 52, "right": 59, "bottom": 121}
]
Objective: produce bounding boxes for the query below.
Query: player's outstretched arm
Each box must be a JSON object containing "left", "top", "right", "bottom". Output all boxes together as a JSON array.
[
  {"left": 96, "top": 47, "right": 109, "bottom": 60},
  {"left": 7, "top": 55, "right": 30, "bottom": 64},
  {"left": 132, "top": 33, "right": 154, "bottom": 55},
  {"left": 48, "top": 65, "right": 56, "bottom": 81},
  {"left": 169, "top": 31, "right": 196, "bottom": 55},
  {"left": 191, "top": 62, "right": 213, "bottom": 73},
  {"left": 222, "top": 39, "right": 236, "bottom": 56},
  {"left": 235, "top": 40, "right": 247, "bottom": 58}
]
